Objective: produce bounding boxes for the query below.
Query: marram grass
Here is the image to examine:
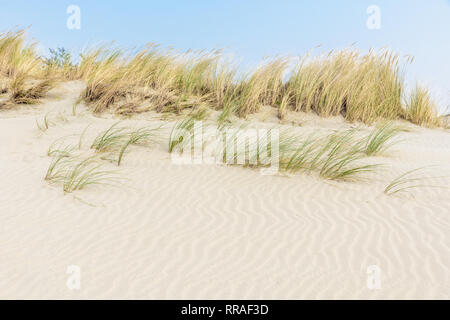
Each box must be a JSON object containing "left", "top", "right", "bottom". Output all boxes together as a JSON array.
[
  {"left": 0, "top": 30, "right": 54, "bottom": 108},
  {"left": 45, "top": 153, "right": 122, "bottom": 193},
  {"left": 91, "top": 122, "right": 161, "bottom": 165},
  {"left": 73, "top": 46, "right": 442, "bottom": 127},
  {"left": 168, "top": 116, "right": 197, "bottom": 153},
  {"left": 384, "top": 167, "right": 448, "bottom": 197},
  {"left": 91, "top": 122, "right": 130, "bottom": 153},
  {"left": 0, "top": 29, "right": 444, "bottom": 128},
  {"left": 117, "top": 126, "right": 161, "bottom": 165},
  {"left": 362, "top": 121, "right": 403, "bottom": 156},
  {"left": 280, "top": 128, "right": 380, "bottom": 181},
  {"left": 167, "top": 122, "right": 386, "bottom": 181},
  {"left": 62, "top": 156, "right": 121, "bottom": 193},
  {"left": 406, "top": 85, "right": 441, "bottom": 127}
]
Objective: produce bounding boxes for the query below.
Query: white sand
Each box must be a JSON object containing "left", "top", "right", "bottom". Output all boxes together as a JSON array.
[{"left": 0, "top": 81, "right": 449, "bottom": 299}]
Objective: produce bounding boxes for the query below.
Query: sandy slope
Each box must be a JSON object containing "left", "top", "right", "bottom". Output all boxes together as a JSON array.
[{"left": 0, "top": 81, "right": 449, "bottom": 299}]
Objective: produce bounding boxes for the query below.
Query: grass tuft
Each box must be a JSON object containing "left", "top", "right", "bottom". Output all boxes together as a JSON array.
[
  {"left": 9, "top": 77, "right": 54, "bottom": 104},
  {"left": 62, "top": 156, "right": 121, "bottom": 193},
  {"left": 45, "top": 154, "right": 122, "bottom": 193},
  {"left": 117, "top": 126, "right": 161, "bottom": 165},
  {"left": 362, "top": 121, "right": 403, "bottom": 156},
  {"left": 280, "top": 128, "right": 380, "bottom": 180},
  {"left": 384, "top": 167, "right": 448, "bottom": 196},
  {"left": 47, "top": 136, "right": 77, "bottom": 157},
  {"left": 1, "top": 29, "right": 445, "bottom": 128},
  {"left": 406, "top": 85, "right": 441, "bottom": 127},
  {"left": 91, "top": 122, "right": 161, "bottom": 165},
  {"left": 168, "top": 116, "right": 197, "bottom": 153},
  {"left": 91, "top": 122, "right": 129, "bottom": 152},
  {"left": 35, "top": 112, "right": 54, "bottom": 132}
]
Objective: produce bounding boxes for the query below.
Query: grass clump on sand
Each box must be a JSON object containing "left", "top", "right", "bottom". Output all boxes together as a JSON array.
[
  {"left": 290, "top": 50, "right": 406, "bottom": 123},
  {"left": 0, "top": 30, "right": 54, "bottom": 108},
  {"left": 168, "top": 116, "right": 197, "bottom": 153},
  {"left": 9, "top": 77, "right": 54, "bottom": 105},
  {"left": 0, "top": 30, "right": 40, "bottom": 79},
  {"left": 117, "top": 126, "right": 161, "bottom": 165},
  {"left": 77, "top": 46, "right": 232, "bottom": 115},
  {"left": 45, "top": 153, "right": 72, "bottom": 184},
  {"left": 361, "top": 121, "right": 403, "bottom": 156},
  {"left": 47, "top": 137, "right": 77, "bottom": 157},
  {"left": 45, "top": 121, "right": 161, "bottom": 193},
  {"left": 45, "top": 154, "right": 122, "bottom": 193},
  {"left": 384, "top": 167, "right": 448, "bottom": 197},
  {"left": 91, "top": 121, "right": 130, "bottom": 153},
  {"left": 235, "top": 58, "right": 288, "bottom": 117},
  {"left": 35, "top": 112, "right": 54, "bottom": 132},
  {"left": 0, "top": 28, "right": 444, "bottom": 128},
  {"left": 406, "top": 85, "right": 441, "bottom": 127},
  {"left": 35, "top": 111, "right": 70, "bottom": 133},
  {"left": 280, "top": 129, "right": 379, "bottom": 181},
  {"left": 168, "top": 108, "right": 214, "bottom": 155},
  {"left": 73, "top": 43, "right": 442, "bottom": 127},
  {"left": 91, "top": 122, "right": 161, "bottom": 165},
  {"left": 168, "top": 121, "right": 382, "bottom": 181},
  {"left": 280, "top": 122, "right": 408, "bottom": 180},
  {"left": 62, "top": 156, "right": 121, "bottom": 193},
  {"left": 277, "top": 121, "right": 403, "bottom": 179},
  {"left": 316, "top": 131, "right": 378, "bottom": 180}
]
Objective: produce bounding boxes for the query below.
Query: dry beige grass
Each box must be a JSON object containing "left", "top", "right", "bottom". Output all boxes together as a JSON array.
[
  {"left": 406, "top": 85, "right": 441, "bottom": 127},
  {"left": 0, "top": 29, "right": 54, "bottom": 108},
  {"left": 0, "top": 28, "right": 444, "bottom": 128},
  {"left": 284, "top": 49, "right": 407, "bottom": 123},
  {"left": 74, "top": 45, "right": 441, "bottom": 127}
]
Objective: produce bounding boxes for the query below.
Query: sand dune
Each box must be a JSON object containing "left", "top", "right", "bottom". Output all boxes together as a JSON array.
[{"left": 0, "top": 81, "right": 449, "bottom": 299}]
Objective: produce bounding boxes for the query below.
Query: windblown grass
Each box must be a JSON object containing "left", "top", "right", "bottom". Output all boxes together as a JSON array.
[
  {"left": 91, "top": 122, "right": 161, "bottom": 165},
  {"left": 384, "top": 167, "right": 447, "bottom": 196},
  {"left": 169, "top": 120, "right": 381, "bottom": 180},
  {"left": 0, "top": 29, "right": 41, "bottom": 79},
  {"left": 62, "top": 156, "right": 121, "bottom": 193},
  {"left": 47, "top": 136, "right": 77, "bottom": 157},
  {"left": 9, "top": 77, "right": 54, "bottom": 104},
  {"left": 35, "top": 112, "right": 53, "bottom": 132},
  {"left": 223, "top": 126, "right": 381, "bottom": 180},
  {"left": 284, "top": 49, "right": 406, "bottom": 123},
  {"left": 35, "top": 111, "right": 70, "bottom": 132},
  {"left": 78, "top": 124, "right": 92, "bottom": 149},
  {"left": 45, "top": 154, "right": 122, "bottom": 193},
  {"left": 77, "top": 46, "right": 238, "bottom": 116},
  {"left": 236, "top": 58, "right": 288, "bottom": 117},
  {"left": 362, "top": 121, "right": 403, "bottom": 156},
  {"left": 217, "top": 95, "right": 237, "bottom": 125},
  {"left": 91, "top": 122, "right": 130, "bottom": 152},
  {"left": 117, "top": 126, "right": 161, "bottom": 165},
  {"left": 45, "top": 153, "right": 71, "bottom": 183},
  {"left": 281, "top": 129, "right": 379, "bottom": 180},
  {"left": 282, "top": 132, "right": 320, "bottom": 172},
  {"left": 75, "top": 44, "right": 441, "bottom": 127},
  {"left": 168, "top": 116, "right": 197, "bottom": 153},
  {"left": 318, "top": 130, "right": 379, "bottom": 180},
  {"left": 406, "top": 85, "right": 441, "bottom": 127},
  {"left": 0, "top": 29, "right": 53, "bottom": 108},
  {"left": 0, "top": 28, "right": 444, "bottom": 128}
]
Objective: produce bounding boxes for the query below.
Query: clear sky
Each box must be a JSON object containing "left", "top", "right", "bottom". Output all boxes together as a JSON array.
[{"left": 1, "top": 0, "right": 449, "bottom": 113}]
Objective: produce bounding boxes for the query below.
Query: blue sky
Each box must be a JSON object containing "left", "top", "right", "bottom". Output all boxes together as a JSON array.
[{"left": 1, "top": 0, "right": 449, "bottom": 112}]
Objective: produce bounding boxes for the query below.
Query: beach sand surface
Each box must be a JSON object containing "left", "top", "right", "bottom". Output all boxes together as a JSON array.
[{"left": 0, "top": 81, "right": 449, "bottom": 299}]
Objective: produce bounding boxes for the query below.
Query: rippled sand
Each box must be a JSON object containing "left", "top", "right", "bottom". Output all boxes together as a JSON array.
[{"left": 0, "top": 81, "right": 449, "bottom": 299}]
